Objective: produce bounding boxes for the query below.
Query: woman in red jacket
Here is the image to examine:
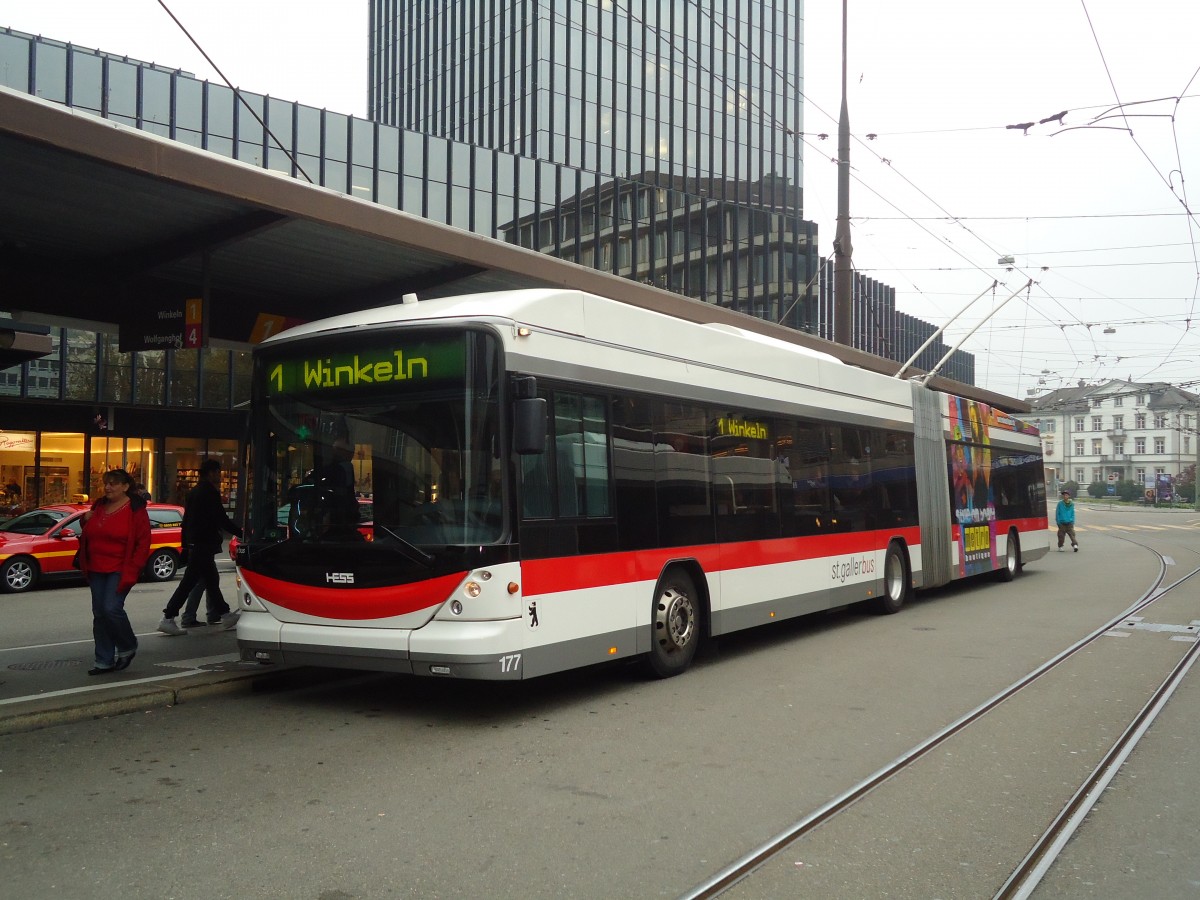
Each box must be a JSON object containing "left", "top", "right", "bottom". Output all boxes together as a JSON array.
[{"left": 77, "top": 468, "right": 151, "bottom": 675}]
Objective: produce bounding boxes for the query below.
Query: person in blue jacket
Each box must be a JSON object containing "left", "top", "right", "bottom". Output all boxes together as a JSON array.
[{"left": 1055, "top": 489, "right": 1078, "bottom": 552}]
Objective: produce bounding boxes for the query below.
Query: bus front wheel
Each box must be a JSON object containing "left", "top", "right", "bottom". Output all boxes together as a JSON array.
[{"left": 646, "top": 569, "right": 701, "bottom": 678}]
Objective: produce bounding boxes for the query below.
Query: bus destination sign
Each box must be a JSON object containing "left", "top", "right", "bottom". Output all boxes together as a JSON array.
[{"left": 265, "top": 339, "right": 465, "bottom": 396}]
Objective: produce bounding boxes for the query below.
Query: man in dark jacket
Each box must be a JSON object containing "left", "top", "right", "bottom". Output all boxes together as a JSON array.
[{"left": 158, "top": 459, "right": 243, "bottom": 635}]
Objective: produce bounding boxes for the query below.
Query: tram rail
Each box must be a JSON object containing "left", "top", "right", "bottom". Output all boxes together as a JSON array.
[{"left": 682, "top": 542, "right": 1198, "bottom": 900}]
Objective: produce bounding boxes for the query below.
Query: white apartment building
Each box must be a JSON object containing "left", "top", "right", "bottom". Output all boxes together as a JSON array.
[{"left": 1029, "top": 380, "right": 1199, "bottom": 491}]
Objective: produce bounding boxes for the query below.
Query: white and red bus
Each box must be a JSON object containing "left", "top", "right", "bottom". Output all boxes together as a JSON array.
[{"left": 235, "top": 289, "right": 1048, "bottom": 679}]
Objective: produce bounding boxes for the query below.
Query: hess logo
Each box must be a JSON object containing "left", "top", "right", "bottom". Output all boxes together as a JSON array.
[{"left": 325, "top": 572, "right": 355, "bottom": 584}]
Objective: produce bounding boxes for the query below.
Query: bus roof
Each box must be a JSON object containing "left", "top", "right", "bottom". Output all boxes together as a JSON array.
[{"left": 263, "top": 288, "right": 842, "bottom": 367}]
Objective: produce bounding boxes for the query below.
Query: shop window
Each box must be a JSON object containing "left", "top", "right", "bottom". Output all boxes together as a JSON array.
[
  {"left": 166, "top": 437, "right": 239, "bottom": 512},
  {"left": 40, "top": 432, "right": 86, "bottom": 505},
  {"left": 0, "top": 431, "right": 36, "bottom": 514},
  {"left": 166, "top": 437, "right": 202, "bottom": 506},
  {"left": 124, "top": 438, "right": 156, "bottom": 499}
]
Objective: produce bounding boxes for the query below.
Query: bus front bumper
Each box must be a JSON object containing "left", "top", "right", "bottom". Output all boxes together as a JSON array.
[{"left": 237, "top": 611, "right": 525, "bottom": 680}]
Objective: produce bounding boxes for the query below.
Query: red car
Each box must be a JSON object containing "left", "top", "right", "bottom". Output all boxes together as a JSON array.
[{"left": 0, "top": 503, "right": 186, "bottom": 594}]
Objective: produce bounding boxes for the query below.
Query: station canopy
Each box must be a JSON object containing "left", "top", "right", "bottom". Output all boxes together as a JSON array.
[{"left": 0, "top": 87, "right": 1025, "bottom": 412}]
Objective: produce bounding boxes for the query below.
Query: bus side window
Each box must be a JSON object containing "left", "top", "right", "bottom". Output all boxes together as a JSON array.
[
  {"left": 522, "top": 390, "right": 610, "bottom": 520},
  {"left": 555, "top": 392, "right": 609, "bottom": 518}
]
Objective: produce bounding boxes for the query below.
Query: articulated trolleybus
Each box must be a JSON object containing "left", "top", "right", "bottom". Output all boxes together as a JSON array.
[{"left": 236, "top": 289, "right": 1048, "bottom": 679}]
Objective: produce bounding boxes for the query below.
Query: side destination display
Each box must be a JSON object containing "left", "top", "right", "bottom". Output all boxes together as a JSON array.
[{"left": 264, "top": 337, "right": 466, "bottom": 396}]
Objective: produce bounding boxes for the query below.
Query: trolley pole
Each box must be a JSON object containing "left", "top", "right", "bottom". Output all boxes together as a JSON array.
[{"left": 833, "top": 0, "right": 853, "bottom": 347}]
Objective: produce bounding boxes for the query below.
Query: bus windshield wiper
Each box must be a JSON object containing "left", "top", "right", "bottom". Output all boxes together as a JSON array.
[{"left": 374, "top": 524, "right": 435, "bottom": 567}]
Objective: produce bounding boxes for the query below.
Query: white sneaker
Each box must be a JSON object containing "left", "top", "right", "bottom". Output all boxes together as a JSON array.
[
  {"left": 158, "top": 617, "right": 187, "bottom": 636},
  {"left": 1057, "top": 547, "right": 1064, "bottom": 552},
  {"left": 220, "top": 611, "right": 241, "bottom": 630}
]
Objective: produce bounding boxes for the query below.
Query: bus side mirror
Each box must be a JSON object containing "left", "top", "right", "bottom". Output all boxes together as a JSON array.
[{"left": 514, "top": 397, "right": 547, "bottom": 455}]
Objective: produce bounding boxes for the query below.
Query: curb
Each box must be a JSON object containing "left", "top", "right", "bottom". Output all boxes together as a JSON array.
[
  {"left": 0, "top": 665, "right": 379, "bottom": 736},
  {"left": 0, "top": 667, "right": 280, "bottom": 736}
]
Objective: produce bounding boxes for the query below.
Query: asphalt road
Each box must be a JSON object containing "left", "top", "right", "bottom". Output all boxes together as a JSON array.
[{"left": 1, "top": 506, "right": 1198, "bottom": 899}]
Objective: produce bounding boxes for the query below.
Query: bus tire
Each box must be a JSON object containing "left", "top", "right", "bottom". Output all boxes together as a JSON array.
[
  {"left": 874, "top": 541, "right": 910, "bottom": 615},
  {"left": 996, "top": 530, "right": 1020, "bottom": 582},
  {"left": 646, "top": 569, "right": 701, "bottom": 678}
]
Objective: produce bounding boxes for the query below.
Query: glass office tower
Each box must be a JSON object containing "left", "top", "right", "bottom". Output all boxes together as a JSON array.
[
  {"left": 371, "top": 1, "right": 801, "bottom": 197},
  {"left": 369, "top": 1, "right": 817, "bottom": 327}
]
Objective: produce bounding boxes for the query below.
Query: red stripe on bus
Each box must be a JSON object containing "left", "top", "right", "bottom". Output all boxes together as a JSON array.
[
  {"left": 241, "top": 569, "right": 467, "bottom": 620},
  {"left": 522, "top": 527, "right": 923, "bottom": 596}
]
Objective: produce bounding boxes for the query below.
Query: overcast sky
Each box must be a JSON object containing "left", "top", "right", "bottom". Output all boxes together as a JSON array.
[{"left": 3, "top": 1, "right": 1198, "bottom": 404}]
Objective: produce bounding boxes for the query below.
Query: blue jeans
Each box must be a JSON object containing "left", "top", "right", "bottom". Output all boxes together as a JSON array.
[{"left": 90, "top": 571, "right": 138, "bottom": 669}]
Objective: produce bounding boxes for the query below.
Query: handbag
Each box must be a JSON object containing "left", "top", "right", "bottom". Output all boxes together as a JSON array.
[{"left": 71, "top": 550, "right": 81, "bottom": 569}]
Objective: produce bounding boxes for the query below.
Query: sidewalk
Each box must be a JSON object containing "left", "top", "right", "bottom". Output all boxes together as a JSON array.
[{"left": 0, "top": 555, "right": 310, "bottom": 736}]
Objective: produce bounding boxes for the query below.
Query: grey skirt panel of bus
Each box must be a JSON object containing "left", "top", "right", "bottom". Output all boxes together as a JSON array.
[{"left": 911, "top": 381, "right": 954, "bottom": 589}]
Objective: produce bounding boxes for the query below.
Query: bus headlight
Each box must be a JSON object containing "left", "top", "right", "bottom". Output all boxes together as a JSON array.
[
  {"left": 464, "top": 581, "right": 482, "bottom": 598},
  {"left": 450, "top": 600, "right": 463, "bottom": 615}
]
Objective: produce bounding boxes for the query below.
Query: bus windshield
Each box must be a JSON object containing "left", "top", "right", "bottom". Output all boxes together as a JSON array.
[{"left": 251, "top": 329, "right": 504, "bottom": 548}]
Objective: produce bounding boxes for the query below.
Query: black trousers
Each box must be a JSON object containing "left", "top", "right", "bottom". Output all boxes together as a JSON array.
[{"left": 163, "top": 549, "right": 230, "bottom": 622}]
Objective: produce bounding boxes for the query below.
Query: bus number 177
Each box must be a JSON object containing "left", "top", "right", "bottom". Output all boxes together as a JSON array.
[{"left": 499, "top": 653, "right": 521, "bottom": 674}]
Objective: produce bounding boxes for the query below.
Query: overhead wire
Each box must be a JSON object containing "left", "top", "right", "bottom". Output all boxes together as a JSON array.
[
  {"left": 1080, "top": 0, "right": 1200, "bottom": 376},
  {"left": 156, "top": 0, "right": 312, "bottom": 182},
  {"left": 549, "top": 0, "right": 1188, "bottom": 388}
]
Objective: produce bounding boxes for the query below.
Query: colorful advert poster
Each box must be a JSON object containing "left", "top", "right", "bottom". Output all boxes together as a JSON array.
[{"left": 948, "top": 396, "right": 996, "bottom": 576}]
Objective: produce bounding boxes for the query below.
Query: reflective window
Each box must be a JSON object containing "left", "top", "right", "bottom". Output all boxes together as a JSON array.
[
  {"left": 107, "top": 60, "right": 137, "bottom": 125},
  {"left": 65, "top": 330, "right": 97, "bottom": 401},
  {"left": 170, "top": 349, "right": 199, "bottom": 407},
  {"left": 0, "top": 31, "right": 30, "bottom": 92},
  {"left": 99, "top": 334, "right": 131, "bottom": 403},
  {"left": 201, "top": 348, "right": 230, "bottom": 409},
  {"left": 26, "top": 330, "right": 61, "bottom": 399},
  {"left": 142, "top": 67, "right": 172, "bottom": 135},
  {"left": 135, "top": 349, "right": 166, "bottom": 405},
  {"left": 33, "top": 40, "right": 66, "bottom": 103},
  {"left": 70, "top": 50, "right": 102, "bottom": 113}
]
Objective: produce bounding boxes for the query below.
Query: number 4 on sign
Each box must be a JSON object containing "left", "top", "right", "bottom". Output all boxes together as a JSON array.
[{"left": 183, "top": 298, "right": 203, "bottom": 348}]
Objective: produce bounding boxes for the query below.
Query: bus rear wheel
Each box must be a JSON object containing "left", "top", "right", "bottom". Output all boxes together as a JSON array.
[
  {"left": 646, "top": 569, "right": 700, "bottom": 678},
  {"left": 995, "top": 530, "right": 1021, "bottom": 582},
  {"left": 874, "top": 541, "right": 910, "bottom": 615}
]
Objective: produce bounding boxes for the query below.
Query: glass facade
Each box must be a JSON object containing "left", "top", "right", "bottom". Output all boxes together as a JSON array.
[
  {"left": 0, "top": 318, "right": 251, "bottom": 511},
  {"left": 372, "top": 1, "right": 802, "bottom": 194},
  {"left": 366, "top": 2, "right": 816, "bottom": 326}
]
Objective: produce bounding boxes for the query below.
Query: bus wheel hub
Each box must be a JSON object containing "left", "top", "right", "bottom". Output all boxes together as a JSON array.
[{"left": 656, "top": 588, "right": 694, "bottom": 651}]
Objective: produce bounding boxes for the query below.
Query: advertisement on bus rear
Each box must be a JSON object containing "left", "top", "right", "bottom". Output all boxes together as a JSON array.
[{"left": 949, "top": 396, "right": 996, "bottom": 577}]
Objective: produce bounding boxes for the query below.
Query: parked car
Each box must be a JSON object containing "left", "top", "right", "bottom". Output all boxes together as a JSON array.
[{"left": 0, "top": 503, "right": 186, "bottom": 594}]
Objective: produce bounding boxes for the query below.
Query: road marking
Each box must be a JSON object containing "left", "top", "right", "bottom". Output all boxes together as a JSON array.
[
  {"left": 0, "top": 668, "right": 206, "bottom": 706},
  {"left": 0, "top": 652, "right": 242, "bottom": 706},
  {"left": 1, "top": 628, "right": 234, "bottom": 655}
]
